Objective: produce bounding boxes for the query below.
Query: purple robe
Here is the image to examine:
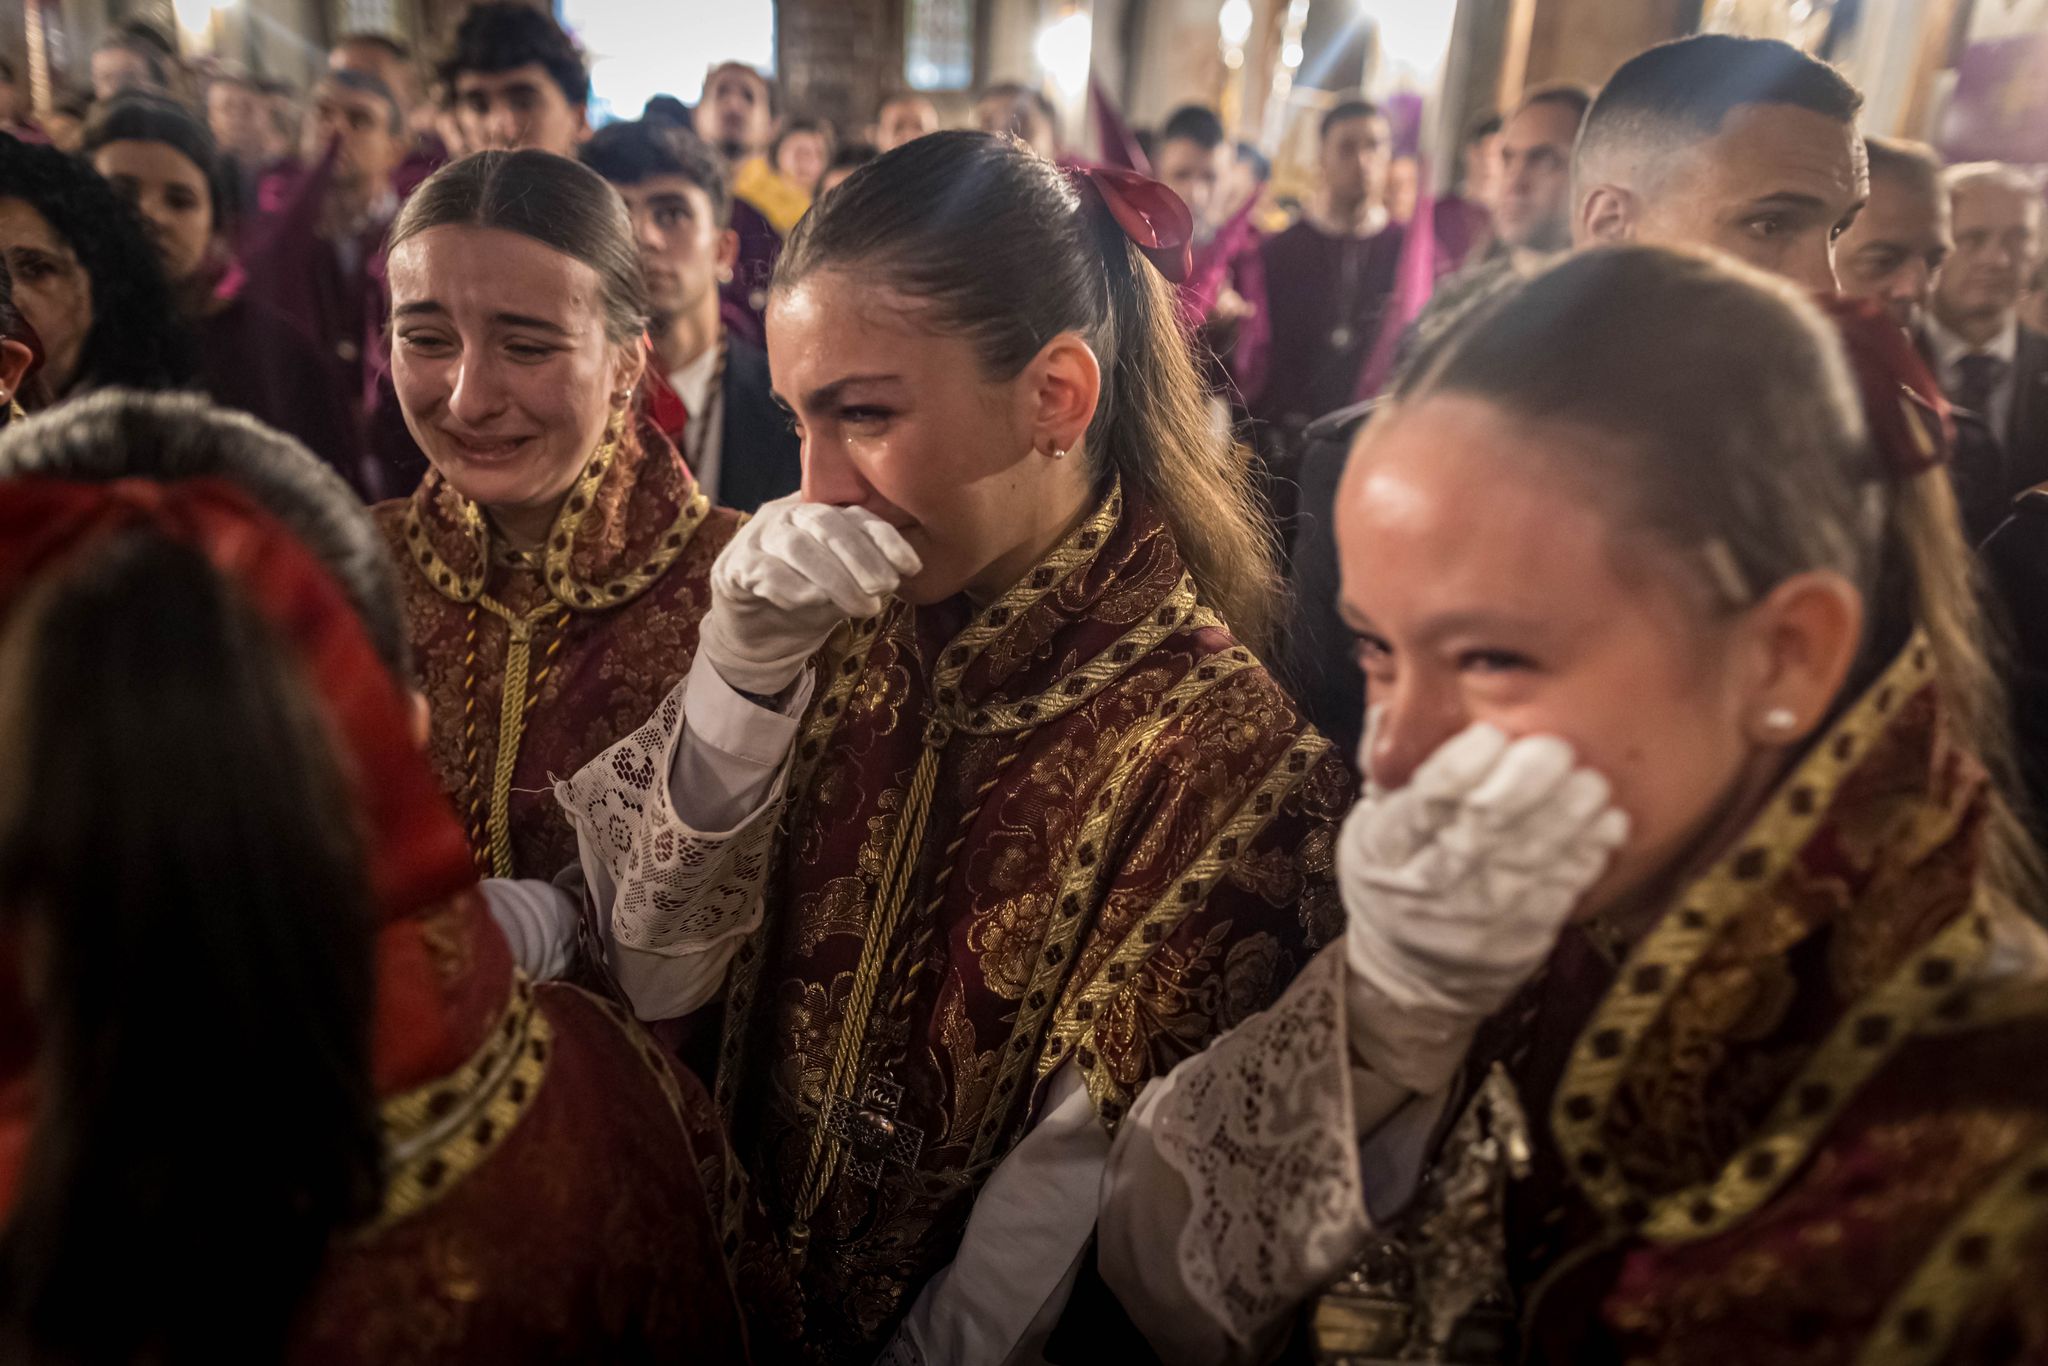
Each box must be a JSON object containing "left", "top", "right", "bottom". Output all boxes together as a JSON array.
[{"left": 1251, "top": 218, "right": 1406, "bottom": 438}]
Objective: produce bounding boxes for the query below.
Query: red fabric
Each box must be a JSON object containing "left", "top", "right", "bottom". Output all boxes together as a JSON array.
[
  {"left": 1816, "top": 292, "right": 1956, "bottom": 478},
  {"left": 0, "top": 477, "right": 490, "bottom": 1214},
  {"left": 638, "top": 335, "right": 691, "bottom": 448},
  {"left": 1074, "top": 166, "right": 1194, "bottom": 283}
]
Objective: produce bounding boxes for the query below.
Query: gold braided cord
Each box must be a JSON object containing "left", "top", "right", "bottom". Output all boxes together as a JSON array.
[
  {"left": 789, "top": 738, "right": 946, "bottom": 1248},
  {"left": 456, "top": 592, "right": 571, "bottom": 879}
]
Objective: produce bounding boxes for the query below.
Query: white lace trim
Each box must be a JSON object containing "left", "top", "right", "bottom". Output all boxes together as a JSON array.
[
  {"left": 1151, "top": 941, "right": 1372, "bottom": 1349},
  {"left": 554, "top": 673, "right": 782, "bottom": 955}
]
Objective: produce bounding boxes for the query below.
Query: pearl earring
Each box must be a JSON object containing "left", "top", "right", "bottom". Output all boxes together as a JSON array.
[
  {"left": 1762, "top": 707, "right": 1800, "bottom": 737},
  {"left": 1049, "top": 446, "right": 1068, "bottom": 460}
]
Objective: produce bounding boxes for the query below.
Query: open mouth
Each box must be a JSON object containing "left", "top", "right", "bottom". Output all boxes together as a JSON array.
[{"left": 439, "top": 431, "right": 534, "bottom": 465}]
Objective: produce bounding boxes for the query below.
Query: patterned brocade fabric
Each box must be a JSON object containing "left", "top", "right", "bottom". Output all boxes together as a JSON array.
[
  {"left": 1301, "top": 634, "right": 2048, "bottom": 1366},
  {"left": 375, "top": 426, "right": 741, "bottom": 881},
  {"left": 717, "top": 481, "right": 1350, "bottom": 1362}
]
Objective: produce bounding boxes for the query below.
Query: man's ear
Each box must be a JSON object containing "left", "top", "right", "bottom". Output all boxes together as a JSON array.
[
  {"left": 0, "top": 338, "right": 31, "bottom": 405},
  {"left": 1576, "top": 183, "right": 1637, "bottom": 247}
]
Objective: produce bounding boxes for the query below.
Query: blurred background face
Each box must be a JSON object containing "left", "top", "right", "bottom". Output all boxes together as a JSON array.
[
  {"left": 615, "top": 176, "right": 734, "bottom": 321},
  {"left": 1837, "top": 166, "right": 1950, "bottom": 332},
  {"left": 769, "top": 269, "right": 1058, "bottom": 605},
  {"left": 91, "top": 139, "right": 213, "bottom": 286},
  {"left": 91, "top": 47, "right": 158, "bottom": 101},
  {"left": 207, "top": 81, "right": 267, "bottom": 163},
  {"left": 1493, "top": 100, "right": 1580, "bottom": 252},
  {"left": 1620, "top": 105, "right": 1866, "bottom": 294},
  {"left": 696, "top": 67, "right": 774, "bottom": 159},
  {"left": 388, "top": 225, "right": 633, "bottom": 519},
  {"left": 1338, "top": 395, "right": 1760, "bottom": 917},
  {"left": 1936, "top": 181, "right": 2042, "bottom": 327},
  {"left": 776, "top": 129, "right": 829, "bottom": 189},
  {"left": 1462, "top": 126, "right": 1500, "bottom": 205},
  {"left": 1319, "top": 114, "right": 1391, "bottom": 214},
  {"left": 1155, "top": 135, "right": 1232, "bottom": 233},
  {"left": 455, "top": 66, "right": 585, "bottom": 156},
  {"left": 330, "top": 41, "right": 419, "bottom": 120},
  {"left": 307, "top": 79, "right": 404, "bottom": 196},
  {"left": 875, "top": 95, "right": 938, "bottom": 152},
  {"left": 974, "top": 91, "right": 1056, "bottom": 160},
  {"left": 0, "top": 197, "right": 90, "bottom": 394}
]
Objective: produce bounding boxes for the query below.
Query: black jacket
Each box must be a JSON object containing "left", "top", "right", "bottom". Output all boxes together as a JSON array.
[{"left": 715, "top": 336, "right": 802, "bottom": 514}]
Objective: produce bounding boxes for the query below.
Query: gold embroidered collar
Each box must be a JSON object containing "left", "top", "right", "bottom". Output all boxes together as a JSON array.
[
  {"left": 1549, "top": 632, "right": 1996, "bottom": 1241},
  {"left": 396, "top": 427, "right": 710, "bottom": 613}
]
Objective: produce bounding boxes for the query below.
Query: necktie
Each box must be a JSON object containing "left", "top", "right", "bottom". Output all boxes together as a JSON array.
[{"left": 1953, "top": 352, "right": 2011, "bottom": 420}]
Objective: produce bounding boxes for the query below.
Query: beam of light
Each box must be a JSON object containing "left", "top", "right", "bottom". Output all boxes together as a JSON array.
[
  {"left": 1036, "top": 9, "right": 1094, "bottom": 97},
  {"left": 1219, "top": 0, "right": 1255, "bottom": 49}
]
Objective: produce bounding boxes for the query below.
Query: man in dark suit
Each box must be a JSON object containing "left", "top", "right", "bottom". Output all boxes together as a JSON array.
[
  {"left": 1926, "top": 162, "right": 2048, "bottom": 504},
  {"left": 582, "top": 118, "right": 801, "bottom": 513}
]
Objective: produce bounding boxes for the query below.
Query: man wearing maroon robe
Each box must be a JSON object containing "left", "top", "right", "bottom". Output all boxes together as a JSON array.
[
  {"left": 1250, "top": 100, "right": 1404, "bottom": 446},
  {"left": 240, "top": 68, "right": 409, "bottom": 495},
  {"left": 1155, "top": 104, "right": 1271, "bottom": 408}
]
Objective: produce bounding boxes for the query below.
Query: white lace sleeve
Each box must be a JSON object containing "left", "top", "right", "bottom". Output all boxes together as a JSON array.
[
  {"left": 556, "top": 661, "right": 806, "bottom": 1018},
  {"left": 1100, "top": 942, "right": 1435, "bottom": 1365}
]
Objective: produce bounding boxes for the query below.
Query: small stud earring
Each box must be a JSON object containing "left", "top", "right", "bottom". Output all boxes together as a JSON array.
[
  {"left": 1049, "top": 446, "right": 1068, "bottom": 460},
  {"left": 1762, "top": 707, "right": 1800, "bottom": 737}
]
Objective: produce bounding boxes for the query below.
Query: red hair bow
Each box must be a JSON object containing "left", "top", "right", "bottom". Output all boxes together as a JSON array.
[
  {"left": 1814, "top": 293, "right": 1953, "bottom": 480},
  {"left": 1074, "top": 165, "right": 1195, "bottom": 284}
]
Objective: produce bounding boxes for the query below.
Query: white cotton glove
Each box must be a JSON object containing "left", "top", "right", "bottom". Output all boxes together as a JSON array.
[
  {"left": 695, "top": 494, "right": 922, "bottom": 696},
  {"left": 1341, "top": 721, "right": 1629, "bottom": 1094}
]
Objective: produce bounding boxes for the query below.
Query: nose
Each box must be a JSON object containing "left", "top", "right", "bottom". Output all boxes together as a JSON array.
[
  {"left": 445, "top": 352, "right": 506, "bottom": 427},
  {"left": 1790, "top": 240, "right": 1840, "bottom": 296},
  {"left": 631, "top": 208, "right": 663, "bottom": 253},
  {"left": 485, "top": 106, "right": 520, "bottom": 148},
  {"left": 799, "top": 434, "right": 870, "bottom": 507},
  {"left": 1890, "top": 257, "right": 1932, "bottom": 307},
  {"left": 1365, "top": 674, "right": 1468, "bottom": 792}
]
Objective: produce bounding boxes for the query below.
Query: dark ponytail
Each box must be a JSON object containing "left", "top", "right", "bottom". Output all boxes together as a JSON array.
[
  {"left": 775, "top": 130, "right": 1282, "bottom": 649},
  {"left": 0, "top": 531, "right": 381, "bottom": 1366}
]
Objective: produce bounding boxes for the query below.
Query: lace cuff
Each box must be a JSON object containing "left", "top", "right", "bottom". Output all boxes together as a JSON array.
[
  {"left": 554, "top": 665, "right": 792, "bottom": 958},
  {"left": 1150, "top": 941, "right": 1374, "bottom": 1351}
]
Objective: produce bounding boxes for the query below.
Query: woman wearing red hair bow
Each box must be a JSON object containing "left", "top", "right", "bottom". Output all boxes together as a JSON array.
[
  {"left": 0, "top": 396, "right": 745, "bottom": 1365},
  {"left": 556, "top": 130, "right": 1347, "bottom": 1363}
]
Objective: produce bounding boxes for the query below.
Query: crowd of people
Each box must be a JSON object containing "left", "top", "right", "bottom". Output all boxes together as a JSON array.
[{"left": 3, "top": 8, "right": 2048, "bottom": 1365}]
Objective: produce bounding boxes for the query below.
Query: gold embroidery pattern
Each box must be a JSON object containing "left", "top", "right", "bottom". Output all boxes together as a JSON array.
[
  {"left": 1041, "top": 725, "right": 1336, "bottom": 1125},
  {"left": 1551, "top": 636, "right": 1936, "bottom": 1225},
  {"left": 966, "top": 647, "right": 1265, "bottom": 1165},
  {"left": 1856, "top": 1134, "right": 2048, "bottom": 1366},
  {"left": 1639, "top": 901, "right": 1992, "bottom": 1242},
  {"left": 371, "top": 973, "right": 551, "bottom": 1233}
]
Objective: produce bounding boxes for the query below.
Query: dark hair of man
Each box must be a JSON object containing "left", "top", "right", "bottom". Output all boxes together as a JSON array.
[
  {"left": 1864, "top": 135, "right": 1943, "bottom": 197},
  {"left": 979, "top": 80, "right": 1057, "bottom": 129},
  {"left": 581, "top": 119, "right": 732, "bottom": 226},
  {"left": 643, "top": 93, "right": 691, "bottom": 128},
  {"left": 705, "top": 60, "right": 780, "bottom": 118},
  {"left": 829, "top": 140, "right": 880, "bottom": 176},
  {"left": 779, "top": 130, "right": 1282, "bottom": 647},
  {"left": 771, "top": 114, "right": 836, "bottom": 166},
  {"left": 1162, "top": 103, "right": 1226, "bottom": 151},
  {"left": 875, "top": 88, "right": 925, "bottom": 120},
  {"left": 0, "top": 254, "right": 15, "bottom": 341},
  {"left": 0, "top": 390, "right": 409, "bottom": 676},
  {"left": 322, "top": 65, "right": 405, "bottom": 136},
  {"left": 255, "top": 76, "right": 294, "bottom": 99},
  {"left": 1517, "top": 80, "right": 1595, "bottom": 125},
  {"left": 1236, "top": 140, "right": 1271, "bottom": 183},
  {"left": 336, "top": 30, "right": 410, "bottom": 63},
  {"left": 93, "top": 34, "right": 169, "bottom": 88},
  {"left": 1466, "top": 111, "right": 1502, "bottom": 145},
  {"left": 0, "top": 55, "right": 15, "bottom": 84},
  {"left": 1576, "top": 34, "right": 1862, "bottom": 181},
  {"left": 438, "top": 1, "right": 591, "bottom": 108},
  {"left": 0, "top": 394, "right": 409, "bottom": 1365},
  {"left": 83, "top": 91, "right": 233, "bottom": 226},
  {"left": 0, "top": 138, "right": 192, "bottom": 396},
  {"left": 1320, "top": 98, "right": 1386, "bottom": 143}
]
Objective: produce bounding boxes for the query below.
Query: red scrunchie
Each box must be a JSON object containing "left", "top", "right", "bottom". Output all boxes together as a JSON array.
[{"left": 1073, "top": 165, "right": 1195, "bottom": 284}]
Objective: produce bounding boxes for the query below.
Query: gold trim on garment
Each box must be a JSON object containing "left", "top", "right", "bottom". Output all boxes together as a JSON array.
[
  {"left": 1038, "top": 723, "right": 1336, "bottom": 1127},
  {"left": 1550, "top": 635, "right": 1947, "bottom": 1230},
  {"left": 397, "top": 431, "right": 712, "bottom": 612},
  {"left": 1856, "top": 1131, "right": 2048, "bottom": 1365},
  {"left": 369, "top": 972, "right": 551, "bottom": 1233}
]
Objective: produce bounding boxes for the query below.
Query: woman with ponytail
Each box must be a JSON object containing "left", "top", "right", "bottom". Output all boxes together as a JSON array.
[
  {"left": 0, "top": 394, "right": 745, "bottom": 1365},
  {"left": 1097, "top": 248, "right": 2048, "bottom": 1364},
  {"left": 557, "top": 130, "right": 1347, "bottom": 1362}
]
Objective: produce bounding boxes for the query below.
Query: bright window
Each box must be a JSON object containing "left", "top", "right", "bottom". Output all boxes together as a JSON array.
[{"left": 560, "top": 0, "right": 778, "bottom": 125}]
